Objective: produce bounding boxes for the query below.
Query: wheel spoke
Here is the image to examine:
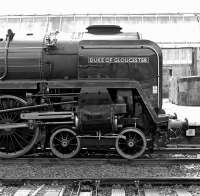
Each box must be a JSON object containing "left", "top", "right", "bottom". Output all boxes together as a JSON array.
[
  {"left": 60, "top": 133, "right": 64, "bottom": 140},
  {"left": 9, "top": 135, "right": 16, "bottom": 152},
  {"left": 20, "top": 131, "right": 34, "bottom": 137},
  {"left": 5, "top": 135, "right": 9, "bottom": 152},
  {"left": 14, "top": 131, "right": 29, "bottom": 145},
  {"left": 15, "top": 129, "right": 34, "bottom": 137},
  {"left": 13, "top": 133, "right": 25, "bottom": 149},
  {"left": 134, "top": 138, "right": 143, "bottom": 144},
  {"left": 53, "top": 143, "right": 61, "bottom": 147},
  {"left": 0, "top": 114, "right": 6, "bottom": 121},
  {"left": 11, "top": 112, "right": 19, "bottom": 121},
  {"left": 54, "top": 136, "right": 62, "bottom": 143},
  {"left": 69, "top": 143, "right": 78, "bottom": 146},
  {"left": 132, "top": 133, "right": 136, "bottom": 141},
  {"left": 0, "top": 135, "right": 5, "bottom": 145}
]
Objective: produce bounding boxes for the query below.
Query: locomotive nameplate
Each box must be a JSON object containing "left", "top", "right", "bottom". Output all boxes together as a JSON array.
[{"left": 88, "top": 56, "right": 149, "bottom": 64}]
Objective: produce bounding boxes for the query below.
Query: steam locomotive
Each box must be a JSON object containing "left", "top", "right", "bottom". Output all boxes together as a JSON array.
[{"left": 0, "top": 25, "right": 186, "bottom": 159}]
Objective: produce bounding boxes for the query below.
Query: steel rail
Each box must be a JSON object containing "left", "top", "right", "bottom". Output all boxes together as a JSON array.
[
  {"left": 0, "top": 178, "right": 200, "bottom": 186},
  {"left": 1, "top": 157, "right": 200, "bottom": 165},
  {"left": 98, "top": 177, "right": 200, "bottom": 185}
]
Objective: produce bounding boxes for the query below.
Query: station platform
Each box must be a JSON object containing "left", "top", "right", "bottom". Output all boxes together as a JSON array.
[{"left": 162, "top": 99, "right": 200, "bottom": 126}]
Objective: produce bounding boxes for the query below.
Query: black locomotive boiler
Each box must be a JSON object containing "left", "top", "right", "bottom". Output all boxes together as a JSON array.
[{"left": 0, "top": 25, "right": 184, "bottom": 159}]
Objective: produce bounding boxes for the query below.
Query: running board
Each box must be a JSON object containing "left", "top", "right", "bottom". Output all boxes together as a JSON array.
[{"left": 21, "top": 111, "right": 74, "bottom": 120}]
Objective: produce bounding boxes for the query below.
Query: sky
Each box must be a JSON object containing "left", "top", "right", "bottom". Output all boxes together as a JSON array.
[{"left": 1, "top": 0, "right": 200, "bottom": 15}]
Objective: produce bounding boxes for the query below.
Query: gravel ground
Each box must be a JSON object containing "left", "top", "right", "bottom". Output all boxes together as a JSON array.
[
  {"left": 0, "top": 161, "right": 200, "bottom": 179},
  {"left": 125, "top": 185, "right": 137, "bottom": 196},
  {"left": 1, "top": 186, "right": 18, "bottom": 196},
  {"left": 188, "top": 185, "right": 200, "bottom": 196},
  {"left": 63, "top": 184, "right": 73, "bottom": 196},
  {"left": 98, "top": 186, "right": 111, "bottom": 196}
]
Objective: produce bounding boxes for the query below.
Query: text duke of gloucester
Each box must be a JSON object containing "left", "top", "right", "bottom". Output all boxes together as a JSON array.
[{"left": 88, "top": 57, "right": 149, "bottom": 64}]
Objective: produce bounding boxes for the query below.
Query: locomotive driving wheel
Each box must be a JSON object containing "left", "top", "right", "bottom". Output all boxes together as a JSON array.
[
  {"left": 50, "top": 127, "right": 80, "bottom": 158},
  {"left": 115, "top": 127, "right": 147, "bottom": 159},
  {"left": 0, "top": 95, "right": 39, "bottom": 158}
]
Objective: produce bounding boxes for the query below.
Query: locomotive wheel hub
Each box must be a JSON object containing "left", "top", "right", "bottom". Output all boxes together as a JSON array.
[
  {"left": 61, "top": 139, "right": 69, "bottom": 147},
  {"left": 127, "top": 140, "right": 134, "bottom": 148},
  {"left": 2, "top": 121, "right": 14, "bottom": 134}
]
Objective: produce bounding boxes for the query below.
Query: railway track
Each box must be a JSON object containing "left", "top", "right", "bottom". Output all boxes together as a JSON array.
[
  {"left": 1, "top": 179, "right": 200, "bottom": 196},
  {"left": 2, "top": 156, "right": 200, "bottom": 165}
]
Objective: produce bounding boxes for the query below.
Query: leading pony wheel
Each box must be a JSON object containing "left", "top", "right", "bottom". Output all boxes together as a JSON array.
[
  {"left": 0, "top": 95, "right": 39, "bottom": 158},
  {"left": 50, "top": 128, "right": 80, "bottom": 158},
  {"left": 115, "top": 127, "right": 147, "bottom": 159}
]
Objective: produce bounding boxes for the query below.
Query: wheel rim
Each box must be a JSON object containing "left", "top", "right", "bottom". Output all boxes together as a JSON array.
[
  {"left": 50, "top": 128, "right": 80, "bottom": 158},
  {"left": 0, "top": 95, "right": 39, "bottom": 158},
  {"left": 115, "top": 127, "right": 146, "bottom": 159}
]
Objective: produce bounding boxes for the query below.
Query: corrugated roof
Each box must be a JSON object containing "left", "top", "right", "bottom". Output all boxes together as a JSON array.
[{"left": 0, "top": 14, "right": 200, "bottom": 45}]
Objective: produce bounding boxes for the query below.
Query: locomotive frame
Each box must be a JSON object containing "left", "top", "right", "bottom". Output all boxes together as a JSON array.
[{"left": 0, "top": 79, "right": 168, "bottom": 159}]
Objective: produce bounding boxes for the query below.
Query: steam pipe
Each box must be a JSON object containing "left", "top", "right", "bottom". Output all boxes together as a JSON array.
[
  {"left": 0, "top": 29, "right": 15, "bottom": 80},
  {"left": 168, "top": 118, "right": 188, "bottom": 130}
]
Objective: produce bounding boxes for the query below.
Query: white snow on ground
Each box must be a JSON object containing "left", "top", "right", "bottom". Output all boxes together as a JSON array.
[{"left": 162, "top": 99, "right": 200, "bottom": 126}]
